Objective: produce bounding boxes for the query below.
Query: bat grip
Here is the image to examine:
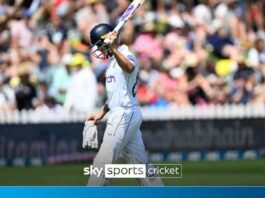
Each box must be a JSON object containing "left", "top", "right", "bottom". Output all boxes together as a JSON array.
[
  {"left": 104, "top": 20, "right": 126, "bottom": 44},
  {"left": 104, "top": 38, "right": 111, "bottom": 45}
]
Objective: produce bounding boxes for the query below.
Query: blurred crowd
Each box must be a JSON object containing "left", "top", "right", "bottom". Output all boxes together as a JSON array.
[{"left": 1, "top": 0, "right": 265, "bottom": 114}]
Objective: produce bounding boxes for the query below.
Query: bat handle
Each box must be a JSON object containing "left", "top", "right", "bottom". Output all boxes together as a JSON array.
[
  {"left": 104, "top": 21, "right": 126, "bottom": 44},
  {"left": 114, "top": 20, "right": 126, "bottom": 32}
]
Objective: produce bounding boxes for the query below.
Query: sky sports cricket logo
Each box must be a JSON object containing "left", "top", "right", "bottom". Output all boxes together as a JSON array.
[{"left": 83, "top": 164, "right": 182, "bottom": 178}]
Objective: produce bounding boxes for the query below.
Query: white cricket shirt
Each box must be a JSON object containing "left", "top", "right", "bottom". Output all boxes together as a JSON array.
[{"left": 105, "top": 45, "right": 139, "bottom": 109}]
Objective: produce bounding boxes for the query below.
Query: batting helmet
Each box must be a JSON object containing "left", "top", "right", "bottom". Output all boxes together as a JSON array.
[{"left": 90, "top": 23, "right": 114, "bottom": 59}]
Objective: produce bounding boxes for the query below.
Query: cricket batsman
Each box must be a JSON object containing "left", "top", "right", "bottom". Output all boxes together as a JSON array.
[{"left": 87, "top": 23, "right": 163, "bottom": 186}]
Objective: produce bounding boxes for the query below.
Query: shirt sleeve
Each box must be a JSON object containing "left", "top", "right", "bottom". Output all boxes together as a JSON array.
[
  {"left": 121, "top": 45, "right": 138, "bottom": 69},
  {"left": 127, "top": 54, "right": 137, "bottom": 66}
]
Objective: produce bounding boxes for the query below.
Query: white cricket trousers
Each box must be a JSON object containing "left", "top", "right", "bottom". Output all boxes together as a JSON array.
[{"left": 87, "top": 106, "right": 163, "bottom": 186}]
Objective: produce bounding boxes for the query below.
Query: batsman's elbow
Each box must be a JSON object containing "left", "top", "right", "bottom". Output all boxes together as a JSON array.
[
  {"left": 124, "top": 62, "right": 135, "bottom": 73},
  {"left": 126, "top": 65, "right": 135, "bottom": 73}
]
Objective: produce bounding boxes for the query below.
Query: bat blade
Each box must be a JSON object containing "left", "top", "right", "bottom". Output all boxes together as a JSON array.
[
  {"left": 105, "top": 0, "right": 146, "bottom": 43},
  {"left": 113, "top": 0, "right": 146, "bottom": 33},
  {"left": 120, "top": 0, "right": 146, "bottom": 22}
]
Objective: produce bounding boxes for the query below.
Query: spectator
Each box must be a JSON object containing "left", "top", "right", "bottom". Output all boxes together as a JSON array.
[
  {"left": 49, "top": 53, "right": 72, "bottom": 104},
  {"left": 64, "top": 53, "right": 98, "bottom": 113},
  {"left": 248, "top": 38, "right": 265, "bottom": 67},
  {"left": 230, "top": 63, "right": 255, "bottom": 104},
  {"left": 15, "top": 73, "right": 36, "bottom": 110},
  {"left": 0, "top": 76, "right": 16, "bottom": 111},
  {"left": 33, "top": 96, "right": 67, "bottom": 122}
]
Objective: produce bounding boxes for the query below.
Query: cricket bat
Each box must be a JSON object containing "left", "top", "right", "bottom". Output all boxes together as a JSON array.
[{"left": 104, "top": 0, "right": 146, "bottom": 43}]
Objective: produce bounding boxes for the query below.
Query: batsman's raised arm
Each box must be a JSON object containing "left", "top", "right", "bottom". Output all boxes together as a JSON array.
[{"left": 107, "top": 32, "right": 135, "bottom": 73}]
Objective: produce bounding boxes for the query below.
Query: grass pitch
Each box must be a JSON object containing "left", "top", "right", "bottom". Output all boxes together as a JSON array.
[{"left": 0, "top": 160, "right": 265, "bottom": 186}]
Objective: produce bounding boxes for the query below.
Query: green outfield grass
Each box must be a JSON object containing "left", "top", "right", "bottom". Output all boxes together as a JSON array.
[{"left": 0, "top": 159, "right": 265, "bottom": 186}]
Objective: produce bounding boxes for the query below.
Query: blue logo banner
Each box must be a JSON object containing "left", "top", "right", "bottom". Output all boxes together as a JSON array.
[{"left": 0, "top": 187, "right": 264, "bottom": 198}]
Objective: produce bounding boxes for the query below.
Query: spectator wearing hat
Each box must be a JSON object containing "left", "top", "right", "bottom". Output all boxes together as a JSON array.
[{"left": 64, "top": 53, "right": 98, "bottom": 113}]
